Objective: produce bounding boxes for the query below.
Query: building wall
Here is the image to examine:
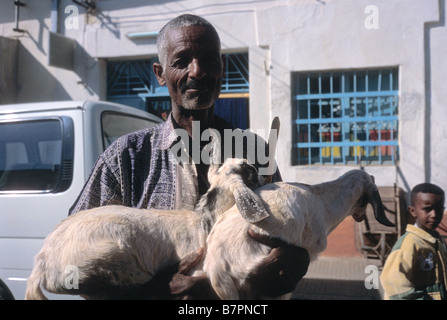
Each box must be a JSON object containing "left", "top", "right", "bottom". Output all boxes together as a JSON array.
[
  {"left": 1, "top": 0, "right": 446, "bottom": 196},
  {"left": 428, "top": 0, "right": 447, "bottom": 193},
  {"left": 0, "top": 36, "right": 18, "bottom": 104}
]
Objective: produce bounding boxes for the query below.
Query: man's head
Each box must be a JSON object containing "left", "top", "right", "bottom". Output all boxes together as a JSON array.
[
  {"left": 153, "top": 14, "right": 223, "bottom": 111},
  {"left": 409, "top": 183, "right": 445, "bottom": 233}
]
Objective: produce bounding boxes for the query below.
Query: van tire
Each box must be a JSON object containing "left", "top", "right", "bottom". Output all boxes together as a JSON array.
[{"left": 0, "top": 280, "right": 14, "bottom": 300}]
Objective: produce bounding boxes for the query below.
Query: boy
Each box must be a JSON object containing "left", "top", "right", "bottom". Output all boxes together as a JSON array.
[{"left": 380, "top": 183, "right": 447, "bottom": 300}]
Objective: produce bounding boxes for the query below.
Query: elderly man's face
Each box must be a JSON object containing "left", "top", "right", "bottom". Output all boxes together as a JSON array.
[{"left": 155, "top": 25, "right": 223, "bottom": 110}]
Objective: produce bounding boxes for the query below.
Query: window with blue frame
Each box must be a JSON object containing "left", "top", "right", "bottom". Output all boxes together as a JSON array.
[
  {"left": 292, "top": 68, "right": 399, "bottom": 165},
  {"left": 221, "top": 53, "right": 249, "bottom": 93},
  {"left": 107, "top": 59, "right": 162, "bottom": 111},
  {"left": 106, "top": 53, "right": 250, "bottom": 128}
]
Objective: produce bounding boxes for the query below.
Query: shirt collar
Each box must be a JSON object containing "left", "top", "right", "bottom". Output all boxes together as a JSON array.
[
  {"left": 407, "top": 224, "right": 441, "bottom": 245},
  {"left": 158, "top": 113, "right": 181, "bottom": 150}
]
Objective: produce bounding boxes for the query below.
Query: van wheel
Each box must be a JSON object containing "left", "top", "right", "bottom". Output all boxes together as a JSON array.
[{"left": 0, "top": 280, "right": 14, "bottom": 300}]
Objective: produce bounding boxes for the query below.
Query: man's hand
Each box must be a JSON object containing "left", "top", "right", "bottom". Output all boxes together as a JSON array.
[
  {"left": 169, "top": 248, "right": 219, "bottom": 300},
  {"left": 247, "top": 229, "right": 310, "bottom": 297},
  {"left": 143, "top": 248, "right": 219, "bottom": 300}
]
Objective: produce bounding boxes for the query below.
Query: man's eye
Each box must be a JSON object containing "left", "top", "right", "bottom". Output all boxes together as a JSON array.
[{"left": 173, "top": 58, "right": 189, "bottom": 68}]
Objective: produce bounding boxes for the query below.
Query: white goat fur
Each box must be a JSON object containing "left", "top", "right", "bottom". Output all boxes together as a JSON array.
[
  {"left": 202, "top": 169, "right": 384, "bottom": 299},
  {"left": 25, "top": 158, "right": 267, "bottom": 300}
]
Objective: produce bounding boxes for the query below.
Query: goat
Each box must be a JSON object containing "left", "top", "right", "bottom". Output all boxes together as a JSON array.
[
  {"left": 202, "top": 169, "right": 394, "bottom": 299},
  {"left": 24, "top": 158, "right": 269, "bottom": 300}
]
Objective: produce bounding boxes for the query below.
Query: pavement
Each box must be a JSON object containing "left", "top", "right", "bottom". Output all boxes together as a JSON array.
[{"left": 291, "top": 256, "right": 384, "bottom": 300}]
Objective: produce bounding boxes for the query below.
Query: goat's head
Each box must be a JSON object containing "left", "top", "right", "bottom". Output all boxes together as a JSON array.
[
  {"left": 207, "top": 158, "right": 269, "bottom": 223},
  {"left": 351, "top": 173, "right": 395, "bottom": 227},
  {"left": 208, "top": 159, "right": 263, "bottom": 188}
]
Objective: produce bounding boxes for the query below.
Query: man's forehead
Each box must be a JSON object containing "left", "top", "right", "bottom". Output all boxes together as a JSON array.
[{"left": 166, "top": 25, "right": 219, "bottom": 48}]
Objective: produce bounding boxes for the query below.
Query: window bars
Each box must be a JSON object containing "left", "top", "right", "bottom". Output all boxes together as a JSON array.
[
  {"left": 292, "top": 68, "right": 399, "bottom": 165},
  {"left": 107, "top": 53, "right": 249, "bottom": 101}
]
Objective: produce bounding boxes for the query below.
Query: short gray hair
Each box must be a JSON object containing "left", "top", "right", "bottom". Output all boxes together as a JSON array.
[{"left": 157, "top": 14, "right": 220, "bottom": 67}]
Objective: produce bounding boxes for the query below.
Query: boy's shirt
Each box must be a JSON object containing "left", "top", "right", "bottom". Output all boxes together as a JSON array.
[{"left": 380, "top": 224, "right": 447, "bottom": 300}]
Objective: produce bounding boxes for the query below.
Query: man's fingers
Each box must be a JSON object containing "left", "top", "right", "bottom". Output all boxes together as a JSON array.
[
  {"left": 177, "top": 248, "right": 205, "bottom": 275},
  {"left": 247, "top": 229, "right": 283, "bottom": 248}
]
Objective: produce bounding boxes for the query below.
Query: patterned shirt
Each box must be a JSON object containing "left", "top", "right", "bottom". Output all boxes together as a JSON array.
[{"left": 69, "top": 113, "right": 280, "bottom": 215}]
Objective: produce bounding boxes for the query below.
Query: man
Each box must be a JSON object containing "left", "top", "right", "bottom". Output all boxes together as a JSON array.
[{"left": 70, "top": 14, "right": 309, "bottom": 299}]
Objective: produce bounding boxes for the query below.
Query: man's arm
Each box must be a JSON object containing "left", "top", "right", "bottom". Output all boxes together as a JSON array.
[
  {"left": 135, "top": 249, "right": 219, "bottom": 300},
  {"left": 69, "top": 157, "right": 123, "bottom": 215},
  {"left": 148, "top": 232, "right": 310, "bottom": 299},
  {"left": 247, "top": 230, "right": 310, "bottom": 297}
]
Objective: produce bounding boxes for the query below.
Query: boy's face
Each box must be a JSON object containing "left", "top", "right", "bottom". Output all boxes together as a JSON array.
[{"left": 409, "top": 192, "right": 445, "bottom": 233}]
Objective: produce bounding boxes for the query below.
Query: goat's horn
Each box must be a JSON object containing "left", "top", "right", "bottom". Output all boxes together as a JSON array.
[
  {"left": 264, "top": 116, "right": 280, "bottom": 183},
  {"left": 367, "top": 184, "right": 395, "bottom": 227}
]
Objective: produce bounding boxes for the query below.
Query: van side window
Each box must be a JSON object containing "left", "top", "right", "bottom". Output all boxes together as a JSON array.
[
  {"left": 0, "top": 118, "right": 73, "bottom": 192},
  {"left": 101, "top": 112, "right": 159, "bottom": 150}
]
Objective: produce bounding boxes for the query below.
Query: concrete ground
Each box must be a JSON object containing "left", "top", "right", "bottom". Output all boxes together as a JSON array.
[
  {"left": 291, "top": 256, "right": 384, "bottom": 300},
  {"left": 289, "top": 216, "right": 388, "bottom": 300}
]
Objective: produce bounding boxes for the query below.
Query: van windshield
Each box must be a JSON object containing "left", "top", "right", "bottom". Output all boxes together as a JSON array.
[{"left": 0, "top": 119, "right": 65, "bottom": 192}]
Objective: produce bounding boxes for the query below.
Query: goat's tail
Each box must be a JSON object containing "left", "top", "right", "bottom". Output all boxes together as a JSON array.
[{"left": 25, "top": 266, "right": 48, "bottom": 300}]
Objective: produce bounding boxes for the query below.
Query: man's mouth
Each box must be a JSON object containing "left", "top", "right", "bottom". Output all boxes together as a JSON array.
[
  {"left": 184, "top": 88, "right": 202, "bottom": 100},
  {"left": 182, "top": 79, "right": 210, "bottom": 95},
  {"left": 185, "top": 88, "right": 200, "bottom": 94}
]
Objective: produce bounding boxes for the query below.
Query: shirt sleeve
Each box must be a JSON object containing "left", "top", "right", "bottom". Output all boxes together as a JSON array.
[
  {"left": 380, "top": 245, "right": 431, "bottom": 300},
  {"left": 68, "top": 151, "right": 123, "bottom": 215}
]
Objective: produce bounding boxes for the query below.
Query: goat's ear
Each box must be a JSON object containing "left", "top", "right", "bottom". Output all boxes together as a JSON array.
[{"left": 233, "top": 186, "right": 269, "bottom": 223}]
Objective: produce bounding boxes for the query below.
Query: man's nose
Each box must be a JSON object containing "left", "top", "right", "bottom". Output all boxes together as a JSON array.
[{"left": 189, "top": 59, "right": 206, "bottom": 79}]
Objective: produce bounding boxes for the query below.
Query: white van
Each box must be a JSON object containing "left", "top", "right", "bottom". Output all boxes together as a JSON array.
[{"left": 0, "top": 101, "right": 162, "bottom": 299}]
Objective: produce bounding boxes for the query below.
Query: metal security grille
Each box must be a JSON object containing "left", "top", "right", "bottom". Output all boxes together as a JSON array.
[
  {"left": 107, "top": 59, "right": 165, "bottom": 110},
  {"left": 107, "top": 53, "right": 249, "bottom": 104},
  {"left": 221, "top": 53, "right": 249, "bottom": 93},
  {"left": 292, "top": 68, "right": 399, "bottom": 165}
]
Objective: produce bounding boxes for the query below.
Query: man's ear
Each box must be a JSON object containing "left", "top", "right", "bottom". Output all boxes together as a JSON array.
[
  {"left": 153, "top": 62, "right": 166, "bottom": 86},
  {"left": 408, "top": 206, "right": 416, "bottom": 218}
]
